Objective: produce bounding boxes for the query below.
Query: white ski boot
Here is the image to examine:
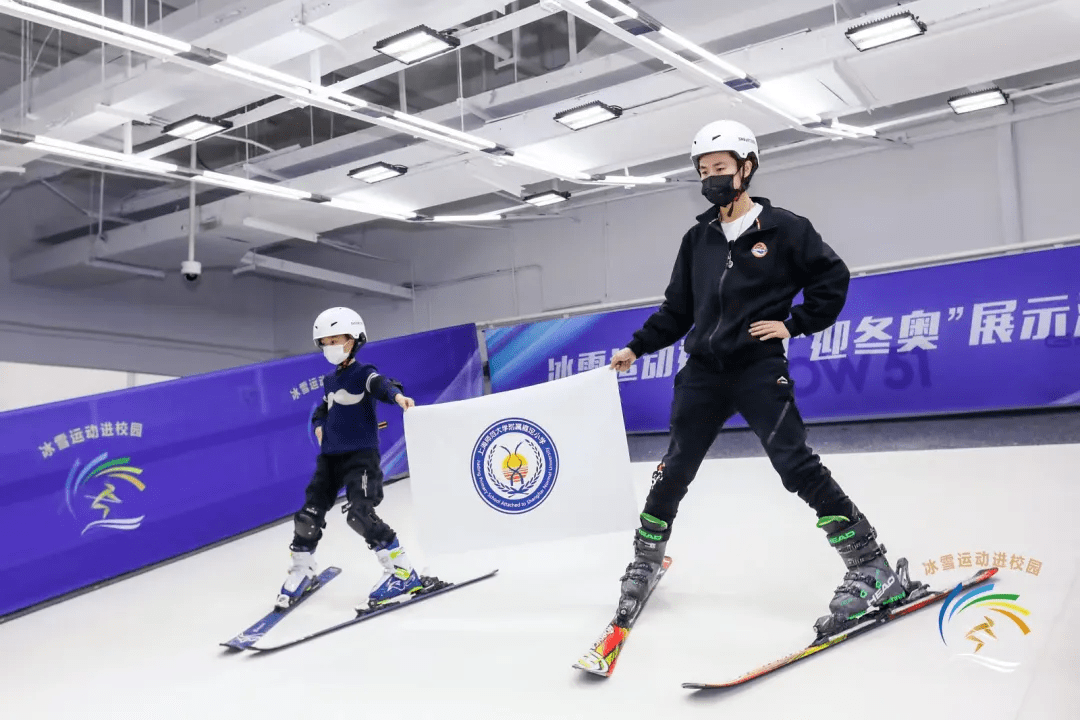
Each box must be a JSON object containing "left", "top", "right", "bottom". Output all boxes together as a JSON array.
[{"left": 276, "top": 550, "right": 317, "bottom": 609}]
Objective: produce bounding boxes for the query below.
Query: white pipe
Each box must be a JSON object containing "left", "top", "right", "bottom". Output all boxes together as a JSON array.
[{"left": 187, "top": 143, "right": 195, "bottom": 263}]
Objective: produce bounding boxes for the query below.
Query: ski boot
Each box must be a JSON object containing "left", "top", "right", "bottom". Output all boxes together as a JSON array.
[
  {"left": 617, "top": 513, "right": 670, "bottom": 620},
  {"left": 276, "top": 550, "right": 318, "bottom": 609},
  {"left": 811, "top": 514, "right": 927, "bottom": 644},
  {"left": 362, "top": 537, "right": 424, "bottom": 612}
]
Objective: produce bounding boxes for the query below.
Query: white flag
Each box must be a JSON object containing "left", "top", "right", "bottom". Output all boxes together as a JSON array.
[{"left": 403, "top": 368, "right": 638, "bottom": 554}]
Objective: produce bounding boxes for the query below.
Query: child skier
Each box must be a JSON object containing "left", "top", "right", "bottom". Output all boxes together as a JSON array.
[{"left": 276, "top": 306, "right": 421, "bottom": 612}]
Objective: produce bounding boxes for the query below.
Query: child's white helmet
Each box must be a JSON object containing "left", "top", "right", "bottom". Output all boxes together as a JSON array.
[{"left": 312, "top": 307, "right": 367, "bottom": 349}]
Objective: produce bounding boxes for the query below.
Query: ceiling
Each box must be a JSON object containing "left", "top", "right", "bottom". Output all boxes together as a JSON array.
[{"left": 1, "top": 0, "right": 1079, "bottom": 295}]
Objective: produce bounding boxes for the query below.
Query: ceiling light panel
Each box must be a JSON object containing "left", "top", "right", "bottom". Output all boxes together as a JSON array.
[
  {"left": 374, "top": 25, "right": 459, "bottom": 64},
  {"left": 948, "top": 88, "right": 1009, "bottom": 114},
  {"left": 554, "top": 101, "right": 623, "bottom": 130},
  {"left": 845, "top": 12, "right": 927, "bottom": 51}
]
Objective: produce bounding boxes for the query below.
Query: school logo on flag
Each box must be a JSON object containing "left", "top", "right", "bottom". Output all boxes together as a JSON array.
[{"left": 471, "top": 418, "right": 559, "bottom": 515}]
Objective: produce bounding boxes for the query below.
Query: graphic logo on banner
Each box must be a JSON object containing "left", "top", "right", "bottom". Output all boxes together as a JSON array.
[
  {"left": 64, "top": 451, "right": 148, "bottom": 535},
  {"left": 938, "top": 582, "right": 1033, "bottom": 672},
  {"left": 471, "top": 418, "right": 559, "bottom": 514}
]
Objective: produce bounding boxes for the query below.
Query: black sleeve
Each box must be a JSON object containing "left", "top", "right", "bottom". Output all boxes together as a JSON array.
[
  {"left": 784, "top": 220, "right": 850, "bottom": 338},
  {"left": 626, "top": 230, "right": 695, "bottom": 357}
]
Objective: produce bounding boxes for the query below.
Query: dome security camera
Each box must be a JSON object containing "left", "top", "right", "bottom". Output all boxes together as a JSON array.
[{"left": 181, "top": 260, "right": 202, "bottom": 282}]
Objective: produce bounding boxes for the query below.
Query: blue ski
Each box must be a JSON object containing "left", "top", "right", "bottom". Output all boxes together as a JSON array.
[
  {"left": 220, "top": 566, "right": 343, "bottom": 650},
  {"left": 244, "top": 569, "right": 498, "bottom": 652}
]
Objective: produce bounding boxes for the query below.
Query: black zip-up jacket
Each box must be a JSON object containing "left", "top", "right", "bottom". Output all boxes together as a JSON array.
[{"left": 626, "top": 197, "right": 850, "bottom": 371}]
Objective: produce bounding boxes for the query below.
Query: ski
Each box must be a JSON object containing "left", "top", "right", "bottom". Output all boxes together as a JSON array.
[
  {"left": 573, "top": 556, "right": 673, "bottom": 677},
  {"left": 682, "top": 565, "right": 999, "bottom": 690},
  {"left": 244, "top": 569, "right": 498, "bottom": 652},
  {"left": 220, "top": 566, "right": 343, "bottom": 651}
]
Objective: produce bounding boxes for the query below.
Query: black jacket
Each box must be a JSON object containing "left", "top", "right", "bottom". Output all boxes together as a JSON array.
[{"left": 626, "top": 197, "right": 849, "bottom": 371}]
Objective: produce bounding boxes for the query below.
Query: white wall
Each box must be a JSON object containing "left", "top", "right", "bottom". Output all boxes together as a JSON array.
[
  {"left": 0, "top": 361, "right": 174, "bottom": 412},
  {"left": 349, "top": 105, "right": 1080, "bottom": 340}
]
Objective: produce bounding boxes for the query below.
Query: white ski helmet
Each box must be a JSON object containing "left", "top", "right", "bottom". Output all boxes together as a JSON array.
[
  {"left": 312, "top": 307, "right": 367, "bottom": 349},
  {"left": 690, "top": 119, "right": 759, "bottom": 172}
]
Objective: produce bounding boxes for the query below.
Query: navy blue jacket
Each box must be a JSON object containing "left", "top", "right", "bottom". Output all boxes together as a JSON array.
[{"left": 311, "top": 361, "right": 402, "bottom": 454}]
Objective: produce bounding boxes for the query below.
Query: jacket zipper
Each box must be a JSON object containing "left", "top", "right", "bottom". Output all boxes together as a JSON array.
[{"left": 707, "top": 220, "right": 734, "bottom": 356}]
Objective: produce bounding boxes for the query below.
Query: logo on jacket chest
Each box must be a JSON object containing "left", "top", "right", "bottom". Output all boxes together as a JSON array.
[
  {"left": 751, "top": 242, "right": 768, "bottom": 258},
  {"left": 327, "top": 388, "right": 365, "bottom": 409}
]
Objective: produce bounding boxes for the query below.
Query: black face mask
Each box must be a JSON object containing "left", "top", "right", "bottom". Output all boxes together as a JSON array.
[{"left": 701, "top": 174, "right": 740, "bottom": 207}]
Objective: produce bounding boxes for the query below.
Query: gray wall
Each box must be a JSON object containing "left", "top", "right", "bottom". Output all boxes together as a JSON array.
[
  {"left": 6, "top": 105, "right": 1079, "bottom": 372},
  {"left": 351, "top": 105, "right": 1080, "bottom": 342},
  {"left": 0, "top": 251, "right": 281, "bottom": 377}
]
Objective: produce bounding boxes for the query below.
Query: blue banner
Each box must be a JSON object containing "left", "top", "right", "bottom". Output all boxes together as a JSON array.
[
  {"left": 486, "top": 246, "right": 1080, "bottom": 431},
  {"left": 0, "top": 323, "right": 482, "bottom": 618}
]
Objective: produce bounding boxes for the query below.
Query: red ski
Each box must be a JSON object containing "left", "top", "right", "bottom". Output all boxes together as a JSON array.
[
  {"left": 682, "top": 565, "right": 999, "bottom": 690},
  {"left": 573, "top": 556, "right": 673, "bottom": 677}
]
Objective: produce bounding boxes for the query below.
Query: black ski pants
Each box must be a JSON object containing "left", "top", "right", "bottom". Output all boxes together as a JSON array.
[
  {"left": 292, "top": 448, "right": 394, "bottom": 551},
  {"left": 643, "top": 355, "right": 857, "bottom": 526}
]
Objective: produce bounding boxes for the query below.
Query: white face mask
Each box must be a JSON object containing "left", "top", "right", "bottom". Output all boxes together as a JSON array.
[{"left": 322, "top": 342, "right": 351, "bottom": 365}]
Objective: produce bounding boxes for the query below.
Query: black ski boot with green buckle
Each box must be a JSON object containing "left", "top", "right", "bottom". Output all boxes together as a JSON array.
[
  {"left": 812, "top": 514, "right": 926, "bottom": 644},
  {"left": 617, "top": 513, "right": 669, "bottom": 620}
]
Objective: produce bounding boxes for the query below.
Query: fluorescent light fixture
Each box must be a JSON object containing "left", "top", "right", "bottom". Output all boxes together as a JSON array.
[
  {"left": 845, "top": 12, "right": 926, "bottom": 51},
  {"left": 348, "top": 162, "right": 408, "bottom": 184},
  {"left": 948, "top": 88, "right": 1009, "bottom": 114},
  {"left": 657, "top": 27, "right": 747, "bottom": 79},
  {"left": 512, "top": 153, "right": 591, "bottom": 181},
  {"left": 26, "top": 136, "right": 180, "bottom": 174},
  {"left": 163, "top": 115, "right": 232, "bottom": 141},
  {"left": 431, "top": 214, "right": 504, "bottom": 223},
  {"left": 325, "top": 197, "right": 418, "bottom": 221},
  {"left": 326, "top": 91, "right": 368, "bottom": 109},
  {"left": 3, "top": 126, "right": 432, "bottom": 225},
  {"left": 597, "top": 174, "right": 668, "bottom": 185},
  {"left": 553, "top": 101, "right": 623, "bottom": 130},
  {"left": 0, "top": 1, "right": 187, "bottom": 58},
  {"left": 826, "top": 120, "right": 877, "bottom": 138},
  {"left": 390, "top": 112, "right": 497, "bottom": 150},
  {"left": 374, "top": 25, "right": 459, "bottom": 64},
  {"left": 524, "top": 190, "right": 571, "bottom": 207},
  {"left": 17, "top": 0, "right": 192, "bottom": 53},
  {"left": 223, "top": 56, "right": 326, "bottom": 92},
  {"left": 199, "top": 171, "right": 313, "bottom": 201},
  {"left": 596, "top": 0, "right": 638, "bottom": 18},
  {"left": 380, "top": 117, "right": 492, "bottom": 153}
]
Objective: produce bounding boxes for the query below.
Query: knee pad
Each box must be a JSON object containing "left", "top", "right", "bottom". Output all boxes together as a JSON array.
[
  {"left": 293, "top": 506, "right": 327, "bottom": 541},
  {"left": 344, "top": 501, "right": 395, "bottom": 548}
]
